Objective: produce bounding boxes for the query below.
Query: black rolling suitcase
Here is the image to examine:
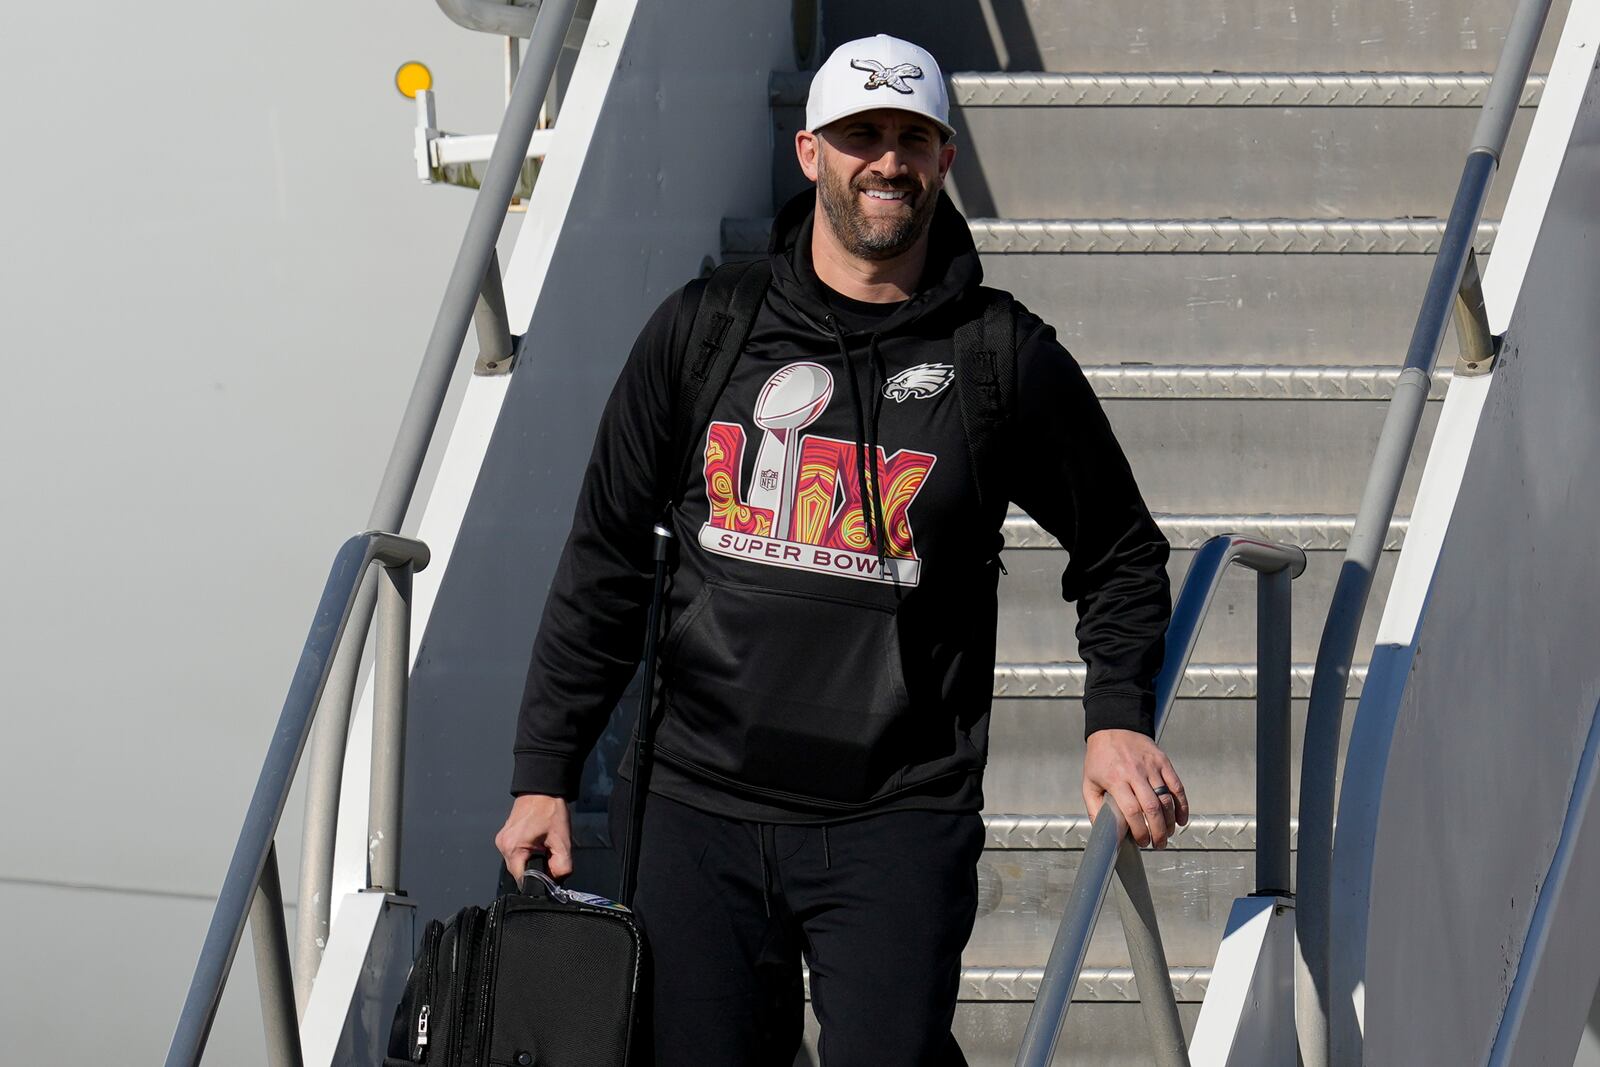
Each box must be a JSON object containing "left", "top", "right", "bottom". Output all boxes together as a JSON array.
[
  {"left": 387, "top": 525, "right": 677, "bottom": 1066},
  {"left": 384, "top": 871, "right": 642, "bottom": 1066}
]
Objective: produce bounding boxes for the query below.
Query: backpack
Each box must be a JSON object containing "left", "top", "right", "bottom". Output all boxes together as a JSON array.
[{"left": 665, "top": 258, "right": 1018, "bottom": 516}]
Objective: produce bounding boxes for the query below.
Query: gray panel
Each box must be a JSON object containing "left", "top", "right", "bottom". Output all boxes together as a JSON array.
[
  {"left": 999, "top": 537, "right": 1404, "bottom": 660},
  {"left": 985, "top": 696, "right": 1359, "bottom": 813},
  {"left": 0, "top": 882, "right": 288, "bottom": 1066},
  {"left": 771, "top": 103, "right": 1533, "bottom": 218},
  {"left": 820, "top": 0, "right": 1567, "bottom": 72}
]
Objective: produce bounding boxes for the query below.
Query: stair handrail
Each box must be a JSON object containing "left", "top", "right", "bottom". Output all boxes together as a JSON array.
[
  {"left": 165, "top": 532, "right": 430, "bottom": 1067},
  {"left": 292, "top": 0, "right": 583, "bottom": 1000},
  {"left": 1015, "top": 534, "right": 1308, "bottom": 1067},
  {"left": 1292, "top": 0, "right": 1557, "bottom": 1062}
]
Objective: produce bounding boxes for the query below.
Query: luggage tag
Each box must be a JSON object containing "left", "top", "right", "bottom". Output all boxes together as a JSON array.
[{"left": 519, "top": 867, "right": 633, "bottom": 913}]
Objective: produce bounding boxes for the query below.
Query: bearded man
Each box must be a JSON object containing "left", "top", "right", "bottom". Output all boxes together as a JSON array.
[{"left": 496, "top": 33, "right": 1184, "bottom": 1066}]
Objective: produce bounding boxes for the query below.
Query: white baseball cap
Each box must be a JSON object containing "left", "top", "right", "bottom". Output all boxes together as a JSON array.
[{"left": 805, "top": 34, "right": 955, "bottom": 140}]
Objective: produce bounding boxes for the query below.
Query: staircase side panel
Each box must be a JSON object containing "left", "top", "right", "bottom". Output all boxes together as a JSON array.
[
  {"left": 1342, "top": 45, "right": 1600, "bottom": 1064},
  {"left": 390, "top": 0, "right": 794, "bottom": 926}
]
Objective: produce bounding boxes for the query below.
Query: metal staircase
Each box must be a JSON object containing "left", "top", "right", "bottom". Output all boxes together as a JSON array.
[
  {"left": 745, "top": 2, "right": 1558, "bottom": 1061},
  {"left": 162, "top": 0, "right": 1576, "bottom": 1063}
]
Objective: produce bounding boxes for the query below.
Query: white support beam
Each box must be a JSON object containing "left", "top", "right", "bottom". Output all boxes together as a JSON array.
[{"left": 1190, "top": 896, "right": 1296, "bottom": 1066}]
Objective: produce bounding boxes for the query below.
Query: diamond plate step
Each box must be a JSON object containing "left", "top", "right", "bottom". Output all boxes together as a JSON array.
[
  {"left": 821, "top": 0, "right": 1567, "bottom": 72},
  {"left": 1100, "top": 393, "right": 1438, "bottom": 514},
  {"left": 796, "top": 975, "right": 1208, "bottom": 1065},
  {"left": 1079, "top": 365, "right": 1452, "bottom": 400},
  {"left": 987, "top": 687, "right": 1356, "bottom": 813},
  {"left": 1009, "top": 512, "right": 1407, "bottom": 551},
  {"left": 723, "top": 217, "right": 1497, "bottom": 256},
  {"left": 994, "top": 662, "right": 1367, "bottom": 701},
  {"left": 723, "top": 220, "right": 1497, "bottom": 361},
  {"left": 769, "top": 75, "right": 1536, "bottom": 217},
  {"left": 771, "top": 72, "right": 1547, "bottom": 109},
  {"left": 969, "top": 845, "right": 1266, "bottom": 967},
  {"left": 999, "top": 525, "right": 1400, "bottom": 661}
]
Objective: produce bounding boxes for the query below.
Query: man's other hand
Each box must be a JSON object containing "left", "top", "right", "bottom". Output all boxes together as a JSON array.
[
  {"left": 495, "top": 794, "right": 574, "bottom": 881},
  {"left": 1081, "top": 729, "right": 1190, "bottom": 849}
]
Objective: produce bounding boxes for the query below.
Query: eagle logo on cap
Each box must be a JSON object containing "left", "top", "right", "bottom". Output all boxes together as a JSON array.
[{"left": 850, "top": 58, "right": 925, "bottom": 95}]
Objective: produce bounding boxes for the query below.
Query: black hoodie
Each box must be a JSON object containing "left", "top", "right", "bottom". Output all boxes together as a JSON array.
[{"left": 511, "top": 190, "right": 1171, "bottom": 823}]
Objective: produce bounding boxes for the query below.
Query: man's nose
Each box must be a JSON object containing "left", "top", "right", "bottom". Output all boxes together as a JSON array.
[{"left": 870, "top": 145, "right": 909, "bottom": 176}]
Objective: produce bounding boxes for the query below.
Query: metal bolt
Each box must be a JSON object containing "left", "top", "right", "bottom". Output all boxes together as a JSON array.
[{"left": 517, "top": 1053, "right": 532, "bottom": 1065}]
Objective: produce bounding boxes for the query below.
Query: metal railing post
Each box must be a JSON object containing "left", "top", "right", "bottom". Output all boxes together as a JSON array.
[
  {"left": 1016, "top": 805, "right": 1125, "bottom": 1066},
  {"left": 1014, "top": 536, "right": 1306, "bottom": 1067},
  {"left": 1256, "top": 568, "right": 1293, "bottom": 896},
  {"left": 369, "top": 563, "right": 413, "bottom": 892},
  {"left": 1114, "top": 838, "right": 1191, "bottom": 1066},
  {"left": 294, "top": 571, "right": 376, "bottom": 1009},
  {"left": 166, "top": 533, "right": 429, "bottom": 1067},
  {"left": 250, "top": 843, "right": 304, "bottom": 1067}
]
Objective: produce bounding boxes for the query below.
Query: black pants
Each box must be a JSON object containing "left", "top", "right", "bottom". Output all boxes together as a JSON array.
[{"left": 609, "top": 782, "right": 985, "bottom": 1067}]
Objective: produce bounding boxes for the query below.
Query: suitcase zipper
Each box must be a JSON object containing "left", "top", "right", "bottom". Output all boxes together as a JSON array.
[
  {"left": 473, "top": 903, "right": 503, "bottom": 1067},
  {"left": 444, "top": 909, "right": 481, "bottom": 1066},
  {"left": 412, "top": 919, "right": 444, "bottom": 1061}
]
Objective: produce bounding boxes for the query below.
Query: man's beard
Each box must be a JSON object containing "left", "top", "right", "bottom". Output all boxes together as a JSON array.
[{"left": 816, "top": 154, "right": 940, "bottom": 261}]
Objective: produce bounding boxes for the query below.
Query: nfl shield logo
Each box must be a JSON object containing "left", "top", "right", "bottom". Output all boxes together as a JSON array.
[{"left": 759, "top": 469, "right": 780, "bottom": 492}]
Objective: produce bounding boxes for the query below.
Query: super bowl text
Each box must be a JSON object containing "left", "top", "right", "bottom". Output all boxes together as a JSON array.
[{"left": 699, "top": 362, "right": 937, "bottom": 585}]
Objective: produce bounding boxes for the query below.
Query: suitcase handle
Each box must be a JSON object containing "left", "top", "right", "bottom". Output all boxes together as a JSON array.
[{"left": 518, "top": 867, "right": 562, "bottom": 899}]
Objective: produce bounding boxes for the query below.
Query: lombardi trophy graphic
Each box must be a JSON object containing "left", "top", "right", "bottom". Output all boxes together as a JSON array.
[{"left": 748, "top": 362, "right": 834, "bottom": 538}]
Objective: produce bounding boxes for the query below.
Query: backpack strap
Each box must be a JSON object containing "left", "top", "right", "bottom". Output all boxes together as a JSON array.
[
  {"left": 666, "top": 258, "right": 773, "bottom": 510},
  {"left": 953, "top": 286, "right": 1017, "bottom": 515}
]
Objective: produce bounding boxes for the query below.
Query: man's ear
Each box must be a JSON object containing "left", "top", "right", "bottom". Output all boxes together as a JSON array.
[
  {"left": 796, "top": 129, "right": 820, "bottom": 183},
  {"left": 937, "top": 140, "right": 956, "bottom": 181}
]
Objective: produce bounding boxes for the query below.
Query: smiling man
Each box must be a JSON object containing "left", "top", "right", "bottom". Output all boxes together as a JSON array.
[{"left": 497, "top": 34, "right": 1182, "bottom": 1065}]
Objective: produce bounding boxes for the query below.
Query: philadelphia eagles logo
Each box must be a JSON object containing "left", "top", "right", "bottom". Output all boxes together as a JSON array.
[
  {"left": 883, "top": 363, "right": 955, "bottom": 402},
  {"left": 850, "top": 58, "right": 925, "bottom": 95}
]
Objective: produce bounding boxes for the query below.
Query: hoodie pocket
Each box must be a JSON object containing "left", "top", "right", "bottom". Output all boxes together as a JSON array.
[{"left": 655, "top": 577, "right": 914, "bottom": 805}]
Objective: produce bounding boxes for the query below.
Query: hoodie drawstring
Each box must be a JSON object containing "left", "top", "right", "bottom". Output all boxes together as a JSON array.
[
  {"left": 864, "top": 336, "right": 892, "bottom": 575},
  {"left": 824, "top": 316, "right": 891, "bottom": 577}
]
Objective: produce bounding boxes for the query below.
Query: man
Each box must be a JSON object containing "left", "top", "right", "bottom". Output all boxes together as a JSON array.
[{"left": 496, "top": 33, "right": 1186, "bottom": 1065}]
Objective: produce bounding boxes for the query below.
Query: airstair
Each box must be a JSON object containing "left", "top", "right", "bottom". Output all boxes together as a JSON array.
[{"left": 163, "top": 0, "right": 1600, "bottom": 1064}]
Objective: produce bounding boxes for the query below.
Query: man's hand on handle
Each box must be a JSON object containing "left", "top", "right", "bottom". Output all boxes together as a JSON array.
[
  {"left": 1081, "top": 729, "right": 1189, "bottom": 849},
  {"left": 495, "top": 793, "right": 574, "bottom": 881}
]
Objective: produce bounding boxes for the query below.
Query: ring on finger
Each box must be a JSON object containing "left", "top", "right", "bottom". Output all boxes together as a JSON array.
[{"left": 1152, "top": 785, "right": 1173, "bottom": 799}]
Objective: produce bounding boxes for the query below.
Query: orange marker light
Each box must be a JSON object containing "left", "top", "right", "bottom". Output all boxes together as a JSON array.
[{"left": 395, "top": 61, "right": 433, "bottom": 99}]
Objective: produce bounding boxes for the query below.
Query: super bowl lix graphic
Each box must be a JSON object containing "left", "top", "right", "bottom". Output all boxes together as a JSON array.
[{"left": 700, "top": 362, "right": 938, "bottom": 585}]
